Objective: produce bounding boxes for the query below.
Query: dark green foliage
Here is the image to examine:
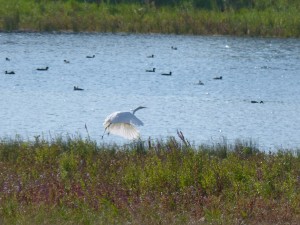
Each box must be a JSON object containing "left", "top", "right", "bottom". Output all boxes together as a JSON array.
[
  {"left": 0, "top": 0, "right": 299, "bottom": 37},
  {"left": 65, "top": 0, "right": 300, "bottom": 11},
  {"left": 192, "top": 0, "right": 222, "bottom": 10},
  {"left": 2, "top": 10, "right": 20, "bottom": 31}
]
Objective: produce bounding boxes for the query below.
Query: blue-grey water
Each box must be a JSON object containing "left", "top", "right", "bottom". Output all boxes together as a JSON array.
[{"left": 1, "top": 32, "right": 300, "bottom": 150}]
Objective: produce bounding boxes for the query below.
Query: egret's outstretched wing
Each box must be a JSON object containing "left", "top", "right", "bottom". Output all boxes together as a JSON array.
[
  {"left": 103, "top": 111, "right": 143, "bottom": 128},
  {"left": 107, "top": 123, "right": 140, "bottom": 140},
  {"left": 102, "top": 108, "right": 145, "bottom": 140},
  {"left": 128, "top": 114, "right": 144, "bottom": 126}
]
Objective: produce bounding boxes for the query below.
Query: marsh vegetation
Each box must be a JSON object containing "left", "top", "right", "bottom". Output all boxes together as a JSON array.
[
  {"left": 0, "top": 135, "right": 300, "bottom": 224},
  {"left": 0, "top": 0, "right": 300, "bottom": 37}
]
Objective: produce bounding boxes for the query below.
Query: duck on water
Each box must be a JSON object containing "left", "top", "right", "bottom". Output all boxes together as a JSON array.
[
  {"left": 196, "top": 80, "right": 204, "bottom": 85},
  {"left": 74, "top": 86, "right": 84, "bottom": 91},
  {"left": 213, "top": 76, "right": 222, "bottom": 80},
  {"left": 5, "top": 71, "right": 15, "bottom": 74},
  {"left": 37, "top": 67, "right": 49, "bottom": 71},
  {"left": 161, "top": 72, "right": 172, "bottom": 76},
  {"left": 251, "top": 100, "right": 264, "bottom": 104},
  {"left": 146, "top": 68, "right": 155, "bottom": 72}
]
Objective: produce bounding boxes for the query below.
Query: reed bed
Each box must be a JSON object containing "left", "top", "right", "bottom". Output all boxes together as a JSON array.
[
  {"left": 0, "top": 135, "right": 300, "bottom": 224},
  {"left": 0, "top": 0, "right": 300, "bottom": 37}
]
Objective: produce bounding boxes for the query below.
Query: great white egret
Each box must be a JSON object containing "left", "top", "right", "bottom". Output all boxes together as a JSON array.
[{"left": 102, "top": 106, "right": 146, "bottom": 140}]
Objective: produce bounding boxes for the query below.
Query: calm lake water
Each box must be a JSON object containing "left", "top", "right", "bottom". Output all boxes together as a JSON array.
[{"left": 1, "top": 32, "right": 300, "bottom": 150}]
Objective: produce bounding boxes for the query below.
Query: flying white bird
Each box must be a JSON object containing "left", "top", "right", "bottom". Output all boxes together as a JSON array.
[{"left": 102, "top": 106, "right": 146, "bottom": 140}]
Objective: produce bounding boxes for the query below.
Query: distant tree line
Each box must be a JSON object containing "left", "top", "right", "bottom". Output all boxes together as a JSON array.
[{"left": 37, "top": 0, "right": 299, "bottom": 11}]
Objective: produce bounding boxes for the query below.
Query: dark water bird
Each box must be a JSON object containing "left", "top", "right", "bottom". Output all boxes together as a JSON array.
[
  {"left": 213, "top": 76, "right": 222, "bottom": 80},
  {"left": 86, "top": 55, "right": 95, "bottom": 58},
  {"left": 146, "top": 68, "right": 155, "bottom": 72},
  {"left": 37, "top": 67, "right": 49, "bottom": 71},
  {"left": 5, "top": 71, "right": 15, "bottom": 74},
  {"left": 161, "top": 72, "right": 172, "bottom": 76},
  {"left": 251, "top": 100, "right": 264, "bottom": 104},
  {"left": 64, "top": 60, "right": 70, "bottom": 63},
  {"left": 5, "top": 57, "right": 10, "bottom": 61},
  {"left": 74, "top": 86, "right": 84, "bottom": 91},
  {"left": 171, "top": 46, "right": 177, "bottom": 50},
  {"left": 147, "top": 54, "right": 154, "bottom": 58},
  {"left": 196, "top": 80, "right": 204, "bottom": 85}
]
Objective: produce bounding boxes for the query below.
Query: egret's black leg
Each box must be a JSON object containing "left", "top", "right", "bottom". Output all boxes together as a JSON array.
[{"left": 101, "top": 123, "right": 111, "bottom": 139}]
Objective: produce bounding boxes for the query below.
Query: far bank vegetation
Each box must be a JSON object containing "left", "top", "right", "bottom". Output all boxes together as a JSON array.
[{"left": 0, "top": 0, "right": 300, "bottom": 37}]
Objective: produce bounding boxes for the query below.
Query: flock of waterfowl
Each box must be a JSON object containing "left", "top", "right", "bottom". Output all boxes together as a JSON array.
[
  {"left": 145, "top": 47, "right": 175, "bottom": 76},
  {"left": 145, "top": 46, "right": 224, "bottom": 79},
  {"left": 3, "top": 55, "right": 96, "bottom": 91},
  {"left": 4, "top": 49, "right": 263, "bottom": 104},
  {"left": 144, "top": 46, "right": 263, "bottom": 104}
]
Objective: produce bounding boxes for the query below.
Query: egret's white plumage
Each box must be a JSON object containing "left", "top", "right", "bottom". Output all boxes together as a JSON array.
[{"left": 102, "top": 106, "right": 146, "bottom": 140}]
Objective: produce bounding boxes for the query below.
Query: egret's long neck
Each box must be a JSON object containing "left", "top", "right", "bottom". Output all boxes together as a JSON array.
[{"left": 132, "top": 106, "right": 145, "bottom": 115}]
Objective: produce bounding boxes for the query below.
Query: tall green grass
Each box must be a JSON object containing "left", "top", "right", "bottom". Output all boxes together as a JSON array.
[
  {"left": 0, "top": 135, "right": 300, "bottom": 224},
  {"left": 0, "top": 0, "right": 299, "bottom": 37}
]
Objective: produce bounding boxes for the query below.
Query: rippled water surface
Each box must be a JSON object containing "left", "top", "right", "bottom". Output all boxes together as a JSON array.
[{"left": 1, "top": 33, "right": 300, "bottom": 150}]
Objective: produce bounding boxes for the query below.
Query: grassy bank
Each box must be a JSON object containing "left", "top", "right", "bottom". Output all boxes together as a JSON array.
[
  {"left": 0, "top": 0, "right": 300, "bottom": 37},
  {"left": 0, "top": 135, "right": 300, "bottom": 224}
]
